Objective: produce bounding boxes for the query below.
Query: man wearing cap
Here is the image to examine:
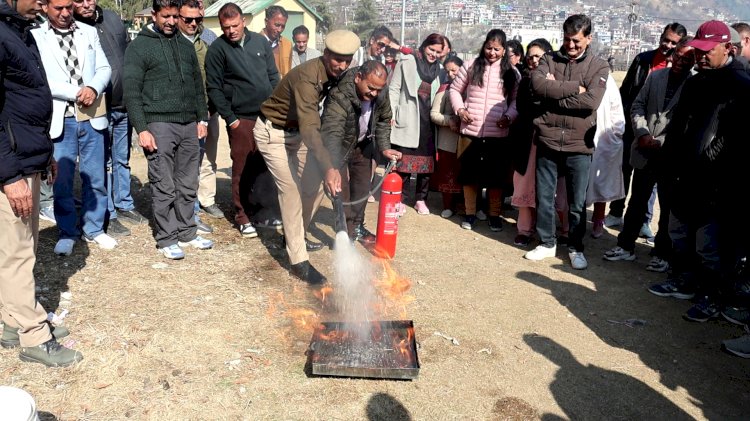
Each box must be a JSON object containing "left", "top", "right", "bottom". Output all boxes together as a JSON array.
[
  {"left": 658, "top": 20, "right": 750, "bottom": 322},
  {"left": 205, "top": 2, "right": 280, "bottom": 238},
  {"left": 254, "top": 29, "right": 360, "bottom": 284}
]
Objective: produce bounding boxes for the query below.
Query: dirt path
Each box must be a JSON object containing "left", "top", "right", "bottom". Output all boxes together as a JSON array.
[{"left": 2, "top": 125, "right": 749, "bottom": 420}]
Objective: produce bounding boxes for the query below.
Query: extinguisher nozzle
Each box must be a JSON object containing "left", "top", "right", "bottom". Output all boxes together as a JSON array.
[{"left": 332, "top": 194, "right": 347, "bottom": 235}]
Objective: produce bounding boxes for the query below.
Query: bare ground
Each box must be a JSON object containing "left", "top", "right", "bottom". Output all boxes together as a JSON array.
[{"left": 2, "top": 124, "right": 750, "bottom": 421}]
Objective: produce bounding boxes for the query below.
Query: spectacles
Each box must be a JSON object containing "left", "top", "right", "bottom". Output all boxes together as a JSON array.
[{"left": 180, "top": 16, "right": 203, "bottom": 24}]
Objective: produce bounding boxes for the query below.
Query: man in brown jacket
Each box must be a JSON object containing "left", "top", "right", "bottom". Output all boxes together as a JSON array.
[{"left": 523, "top": 14, "right": 610, "bottom": 270}]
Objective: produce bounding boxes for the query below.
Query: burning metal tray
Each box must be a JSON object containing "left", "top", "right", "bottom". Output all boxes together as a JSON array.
[{"left": 308, "top": 320, "right": 420, "bottom": 380}]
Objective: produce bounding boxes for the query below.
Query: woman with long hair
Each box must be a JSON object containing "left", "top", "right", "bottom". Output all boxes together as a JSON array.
[
  {"left": 389, "top": 33, "right": 446, "bottom": 215},
  {"left": 430, "top": 55, "right": 464, "bottom": 218},
  {"left": 449, "top": 29, "right": 520, "bottom": 231}
]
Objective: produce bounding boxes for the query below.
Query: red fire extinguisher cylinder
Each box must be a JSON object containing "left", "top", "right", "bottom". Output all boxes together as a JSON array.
[{"left": 375, "top": 171, "right": 402, "bottom": 259}]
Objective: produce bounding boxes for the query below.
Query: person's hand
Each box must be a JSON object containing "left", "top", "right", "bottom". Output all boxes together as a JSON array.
[
  {"left": 578, "top": 85, "right": 587, "bottom": 94},
  {"left": 1, "top": 178, "right": 33, "bottom": 218},
  {"left": 76, "top": 86, "right": 97, "bottom": 107},
  {"left": 139, "top": 130, "right": 157, "bottom": 152},
  {"left": 390, "top": 119, "right": 395, "bottom": 127},
  {"left": 458, "top": 108, "right": 473, "bottom": 124},
  {"left": 546, "top": 73, "right": 556, "bottom": 80},
  {"left": 324, "top": 168, "right": 342, "bottom": 196},
  {"left": 229, "top": 120, "right": 241, "bottom": 130},
  {"left": 496, "top": 115, "right": 511, "bottom": 129},
  {"left": 197, "top": 123, "right": 207, "bottom": 139},
  {"left": 637, "top": 134, "right": 659, "bottom": 149},
  {"left": 48, "top": 158, "right": 58, "bottom": 185},
  {"left": 381, "top": 149, "right": 402, "bottom": 161}
]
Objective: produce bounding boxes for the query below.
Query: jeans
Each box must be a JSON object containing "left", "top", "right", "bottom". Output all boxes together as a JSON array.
[
  {"left": 106, "top": 110, "right": 135, "bottom": 218},
  {"left": 536, "top": 147, "right": 591, "bottom": 251},
  {"left": 53, "top": 117, "right": 108, "bottom": 239}
]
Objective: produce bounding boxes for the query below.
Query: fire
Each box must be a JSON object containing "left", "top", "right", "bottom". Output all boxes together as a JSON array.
[
  {"left": 312, "top": 286, "right": 333, "bottom": 303},
  {"left": 372, "top": 258, "right": 414, "bottom": 319}
]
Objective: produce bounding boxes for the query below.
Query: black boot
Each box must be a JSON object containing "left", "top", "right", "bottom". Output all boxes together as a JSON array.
[{"left": 290, "top": 261, "right": 326, "bottom": 285}]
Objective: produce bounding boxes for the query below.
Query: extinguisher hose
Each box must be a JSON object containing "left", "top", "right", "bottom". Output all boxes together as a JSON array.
[{"left": 325, "top": 159, "right": 399, "bottom": 206}]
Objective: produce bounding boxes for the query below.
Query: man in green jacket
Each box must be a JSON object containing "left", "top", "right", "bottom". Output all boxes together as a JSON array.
[
  {"left": 205, "top": 2, "right": 280, "bottom": 238},
  {"left": 321, "top": 60, "right": 400, "bottom": 245},
  {"left": 123, "top": 0, "right": 212, "bottom": 260}
]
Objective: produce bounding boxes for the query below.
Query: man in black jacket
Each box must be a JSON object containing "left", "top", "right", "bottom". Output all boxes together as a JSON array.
[
  {"left": 649, "top": 20, "right": 750, "bottom": 323},
  {"left": 606, "top": 23, "right": 686, "bottom": 228},
  {"left": 321, "top": 61, "right": 400, "bottom": 245},
  {"left": 0, "top": 0, "right": 83, "bottom": 367},
  {"left": 73, "top": 0, "right": 147, "bottom": 237},
  {"left": 205, "top": 2, "right": 280, "bottom": 238}
]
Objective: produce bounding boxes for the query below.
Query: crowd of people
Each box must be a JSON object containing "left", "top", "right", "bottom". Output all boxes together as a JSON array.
[{"left": 2, "top": 0, "right": 750, "bottom": 368}]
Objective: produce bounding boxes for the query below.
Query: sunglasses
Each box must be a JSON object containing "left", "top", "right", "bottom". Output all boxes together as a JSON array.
[
  {"left": 180, "top": 16, "right": 203, "bottom": 24},
  {"left": 376, "top": 41, "right": 387, "bottom": 49}
]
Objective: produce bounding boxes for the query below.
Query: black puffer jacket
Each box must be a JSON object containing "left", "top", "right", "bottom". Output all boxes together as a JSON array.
[
  {"left": 0, "top": 3, "right": 53, "bottom": 185},
  {"left": 320, "top": 68, "right": 392, "bottom": 170}
]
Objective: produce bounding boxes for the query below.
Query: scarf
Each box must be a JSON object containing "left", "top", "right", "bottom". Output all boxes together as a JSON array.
[{"left": 415, "top": 50, "right": 439, "bottom": 84}]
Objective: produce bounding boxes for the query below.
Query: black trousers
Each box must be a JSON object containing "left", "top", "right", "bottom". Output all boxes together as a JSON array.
[
  {"left": 146, "top": 122, "right": 199, "bottom": 248},
  {"left": 342, "top": 143, "right": 373, "bottom": 236}
]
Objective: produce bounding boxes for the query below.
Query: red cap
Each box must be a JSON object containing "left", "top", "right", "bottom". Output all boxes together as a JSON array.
[{"left": 688, "top": 20, "right": 731, "bottom": 51}]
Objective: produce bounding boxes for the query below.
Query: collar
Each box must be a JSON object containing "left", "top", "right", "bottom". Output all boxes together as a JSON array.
[
  {"left": 49, "top": 20, "right": 77, "bottom": 32},
  {"left": 262, "top": 29, "right": 278, "bottom": 48}
]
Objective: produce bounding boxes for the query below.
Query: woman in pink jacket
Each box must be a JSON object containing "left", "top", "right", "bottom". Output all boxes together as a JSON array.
[{"left": 449, "top": 29, "right": 520, "bottom": 231}]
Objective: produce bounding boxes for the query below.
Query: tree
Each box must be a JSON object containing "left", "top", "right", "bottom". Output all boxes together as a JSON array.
[
  {"left": 350, "top": 0, "right": 378, "bottom": 39},
  {"left": 309, "top": 0, "right": 334, "bottom": 33}
]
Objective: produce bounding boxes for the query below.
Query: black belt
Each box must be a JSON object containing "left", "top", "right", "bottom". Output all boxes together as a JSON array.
[{"left": 259, "top": 114, "right": 298, "bottom": 132}]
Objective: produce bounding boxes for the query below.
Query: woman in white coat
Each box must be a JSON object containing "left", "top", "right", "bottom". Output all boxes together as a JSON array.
[
  {"left": 587, "top": 73, "right": 626, "bottom": 238},
  {"left": 389, "top": 33, "right": 446, "bottom": 215}
]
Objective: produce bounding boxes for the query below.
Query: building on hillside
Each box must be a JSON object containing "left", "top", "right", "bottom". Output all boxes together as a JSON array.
[{"left": 203, "top": 0, "right": 322, "bottom": 48}]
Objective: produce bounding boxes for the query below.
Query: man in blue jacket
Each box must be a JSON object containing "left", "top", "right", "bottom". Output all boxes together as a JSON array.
[{"left": 0, "top": 0, "right": 83, "bottom": 367}]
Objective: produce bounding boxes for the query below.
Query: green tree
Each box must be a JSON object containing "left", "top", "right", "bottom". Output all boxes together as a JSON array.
[
  {"left": 351, "top": 0, "right": 378, "bottom": 39},
  {"left": 309, "top": 0, "right": 334, "bottom": 33}
]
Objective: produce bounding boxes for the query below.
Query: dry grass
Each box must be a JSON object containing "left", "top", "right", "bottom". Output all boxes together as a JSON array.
[{"left": 1, "top": 125, "right": 748, "bottom": 420}]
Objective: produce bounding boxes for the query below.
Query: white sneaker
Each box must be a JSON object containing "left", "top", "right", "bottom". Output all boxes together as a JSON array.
[
  {"left": 160, "top": 244, "right": 185, "bottom": 260},
  {"left": 440, "top": 209, "right": 454, "bottom": 218},
  {"left": 84, "top": 233, "right": 118, "bottom": 250},
  {"left": 178, "top": 236, "right": 214, "bottom": 250},
  {"left": 524, "top": 244, "right": 556, "bottom": 261},
  {"left": 476, "top": 210, "right": 488, "bottom": 221},
  {"left": 604, "top": 214, "right": 623, "bottom": 227},
  {"left": 568, "top": 249, "right": 588, "bottom": 270},
  {"left": 239, "top": 223, "right": 258, "bottom": 238}
]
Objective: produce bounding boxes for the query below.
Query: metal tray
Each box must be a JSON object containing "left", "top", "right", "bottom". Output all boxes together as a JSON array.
[{"left": 309, "top": 320, "right": 420, "bottom": 380}]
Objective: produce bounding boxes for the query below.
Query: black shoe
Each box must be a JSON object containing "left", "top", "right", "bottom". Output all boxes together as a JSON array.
[
  {"left": 290, "top": 260, "right": 326, "bottom": 285},
  {"left": 200, "top": 204, "right": 225, "bottom": 219},
  {"left": 107, "top": 218, "right": 131, "bottom": 237},
  {"left": 306, "top": 239, "right": 324, "bottom": 252},
  {"left": 489, "top": 216, "right": 503, "bottom": 232},
  {"left": 353, "top": 224, "right": 376, "bottom": 246},
  {"left": 196, "top": 216, "right": 213, "bottom": 234},
  {"left": 118, "top": 209, "right": 147, "bottom": 225}
]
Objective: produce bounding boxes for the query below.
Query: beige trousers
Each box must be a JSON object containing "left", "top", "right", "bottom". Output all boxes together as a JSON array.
[
  {"left": 0, "top": 174, "right": 52, "bottom": 347},
  {"left": 197, "top": 113, "right": 220, "bottom": 207},
  {"left": 254, "top": 119, "right": 324, "bottom": 265}
]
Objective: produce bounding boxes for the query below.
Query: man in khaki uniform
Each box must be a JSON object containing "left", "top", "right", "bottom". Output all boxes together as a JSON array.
[{"left": 254, "top": 30, "right": 360, "bottom": 285}]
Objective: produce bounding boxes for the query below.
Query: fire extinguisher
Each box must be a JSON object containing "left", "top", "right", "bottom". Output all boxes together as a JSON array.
[{"left": 375, "top": 170, "right": 402, "bottom": 259}]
